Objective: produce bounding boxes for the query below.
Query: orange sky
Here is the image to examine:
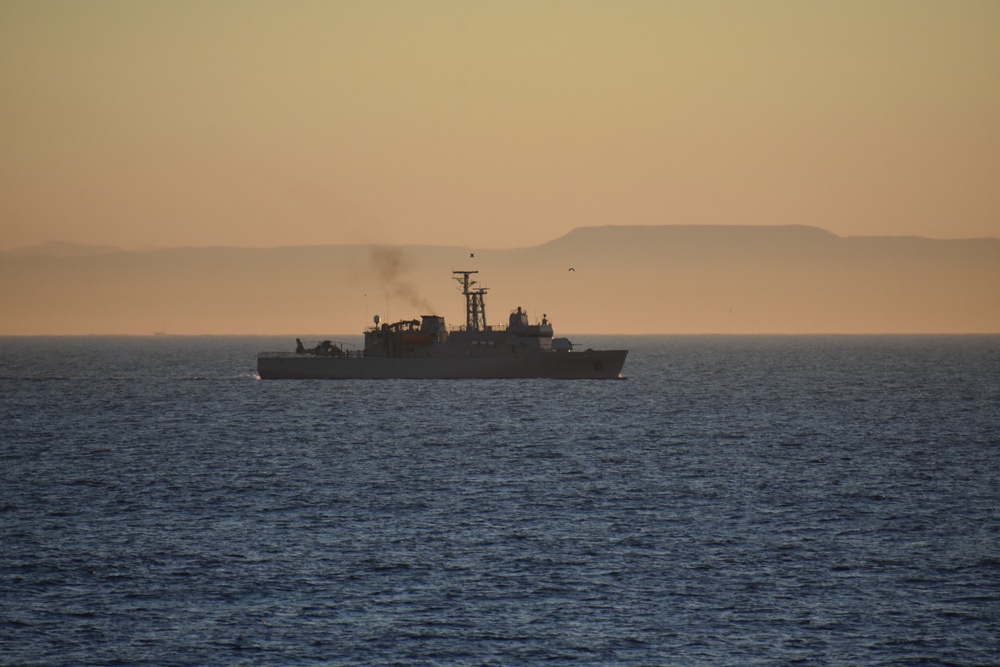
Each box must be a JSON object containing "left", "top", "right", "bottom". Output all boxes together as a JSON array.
[{"left": 2, "top": 1, "right": 999, "bottom": 251}]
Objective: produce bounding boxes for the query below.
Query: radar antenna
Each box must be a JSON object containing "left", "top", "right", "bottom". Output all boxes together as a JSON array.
[{"left": 453, "top": 270, "right": 488, "bottom": 331}]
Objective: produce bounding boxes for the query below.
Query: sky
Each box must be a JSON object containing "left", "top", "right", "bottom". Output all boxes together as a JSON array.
[{"left": 2, "top": 0, "right": 999, "bottom": 251}]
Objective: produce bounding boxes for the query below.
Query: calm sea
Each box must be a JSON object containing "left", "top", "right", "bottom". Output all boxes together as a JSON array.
[{"left": 1, "top": 335, "right": 998, "bottom": 666}]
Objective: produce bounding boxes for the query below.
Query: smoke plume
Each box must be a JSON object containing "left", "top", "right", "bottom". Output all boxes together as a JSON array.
[{"left": 369, "top": 246, "right": 437, "bottom": 315}]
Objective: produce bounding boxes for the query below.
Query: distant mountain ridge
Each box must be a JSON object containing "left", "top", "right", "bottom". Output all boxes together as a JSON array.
[
  {"left": 4, "top": 241, "right": 123, "bottom": 257},
  {"left": 6, "top": 224, "right": 998, "bottom": 256},
  {"left": 2, "top": 225, "right": 998, "bottom": 334}
]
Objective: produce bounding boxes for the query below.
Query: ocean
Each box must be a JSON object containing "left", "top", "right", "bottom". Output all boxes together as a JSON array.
[{"left": 1, "top": 335, "right": 998, "bottom": 666}]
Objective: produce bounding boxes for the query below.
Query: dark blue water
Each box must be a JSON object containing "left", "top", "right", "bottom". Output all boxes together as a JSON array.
[{"left": 2, "top": 335, "right": 998, "bottom": 666}]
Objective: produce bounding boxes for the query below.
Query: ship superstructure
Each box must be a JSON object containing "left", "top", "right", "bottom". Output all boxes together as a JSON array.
[{"left": 257, "top": 270, "right": 627, "bottom": 379}]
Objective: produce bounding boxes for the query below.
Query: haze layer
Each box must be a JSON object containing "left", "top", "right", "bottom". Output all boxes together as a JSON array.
[{"left": 2, "top": 226, "right": 997, "bottom": 335}]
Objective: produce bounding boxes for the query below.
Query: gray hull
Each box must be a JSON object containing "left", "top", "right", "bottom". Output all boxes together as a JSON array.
[{"left": 257, "top": 349, "right": 627, "bottom": 380}]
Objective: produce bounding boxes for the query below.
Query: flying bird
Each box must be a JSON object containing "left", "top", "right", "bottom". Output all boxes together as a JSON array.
[{"left": 568, "top": 267, "right": 575, "bottom": 271}]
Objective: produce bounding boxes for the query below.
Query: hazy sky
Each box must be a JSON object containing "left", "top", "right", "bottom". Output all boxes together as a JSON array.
[{"left": 2, "top": 0, "right": 999, "bottom": 251}]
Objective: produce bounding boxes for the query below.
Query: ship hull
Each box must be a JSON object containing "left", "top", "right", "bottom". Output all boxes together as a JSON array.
[{"left": 257, "top": 349, "right": 627, "bottom": 380}]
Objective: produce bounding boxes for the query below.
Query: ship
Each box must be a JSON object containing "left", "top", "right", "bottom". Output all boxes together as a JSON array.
[{"left": 257, "top": 270, "right": 628, "bottom": 379}]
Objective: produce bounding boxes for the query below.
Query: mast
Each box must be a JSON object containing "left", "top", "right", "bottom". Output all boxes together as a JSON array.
[{"left": 453, "top": 270, "right": 488, "bottom": 331}]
